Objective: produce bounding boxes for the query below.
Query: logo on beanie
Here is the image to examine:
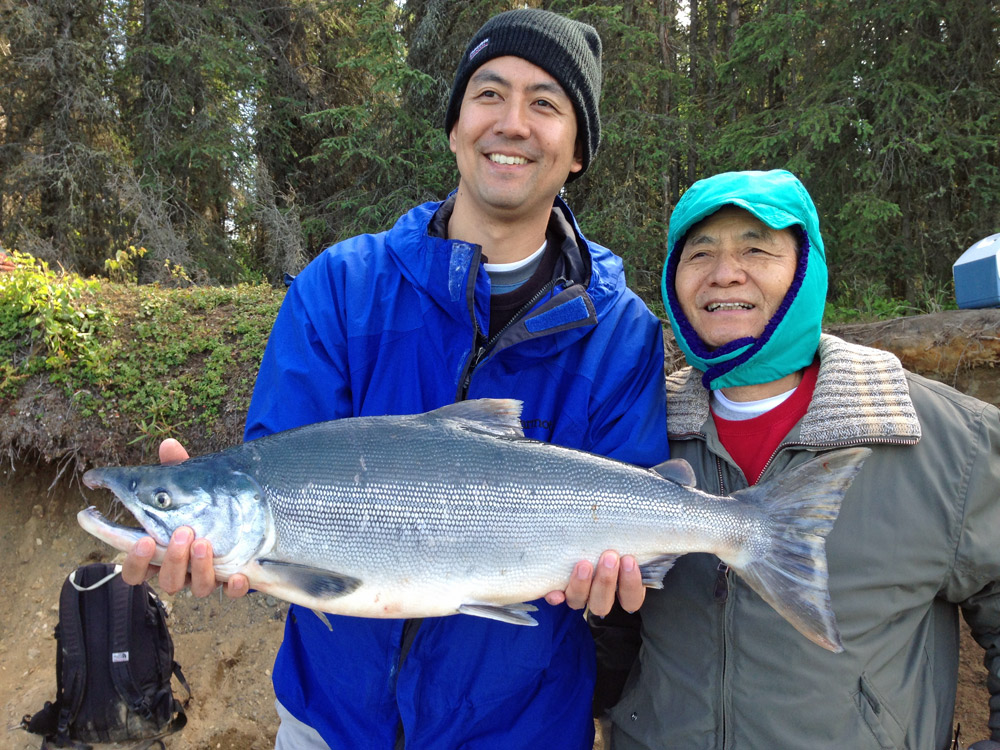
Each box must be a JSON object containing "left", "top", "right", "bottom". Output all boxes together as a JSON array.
[{"left": 469, "top": 38, "right": 489, "bottom": 61}]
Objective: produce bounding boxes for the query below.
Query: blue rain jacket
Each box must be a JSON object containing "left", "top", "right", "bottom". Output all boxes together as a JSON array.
[{"left": 244, "top": 196, "right": 668, "bottom": 750}]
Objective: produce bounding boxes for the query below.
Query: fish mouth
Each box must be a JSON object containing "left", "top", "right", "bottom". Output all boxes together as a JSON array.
[
  {"left": 77, "top": 506, "right": 168, "bottom": 564},
  {"left": 82, "top": 467, "right": 171, "bottom": 546}
]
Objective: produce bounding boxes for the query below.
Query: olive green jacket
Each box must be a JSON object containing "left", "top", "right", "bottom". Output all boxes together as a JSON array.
[{"left": 600, "top": 335, "right": 1000, "bottom": 750}]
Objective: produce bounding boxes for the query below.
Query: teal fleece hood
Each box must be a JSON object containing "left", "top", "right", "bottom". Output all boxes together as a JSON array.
[{"left": 661, "top": 170, "right": 828, "bottom": 389}]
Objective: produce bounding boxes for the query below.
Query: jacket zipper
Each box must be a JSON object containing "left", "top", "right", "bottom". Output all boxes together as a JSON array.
[
  {"left": 714, "top": 455, "right": 731, "bottom": 748},
  {"left": 754, "top": 435, "right": 918, "bottom": 479},
  {"left": 713, "top": 455, "right": 731, "bottom": 603},
  {"left": 457, "top": 276, "right": 566, "bottom": 400},
  {"left": 708, "top": 434, "right": 917, "bottom": 748}
]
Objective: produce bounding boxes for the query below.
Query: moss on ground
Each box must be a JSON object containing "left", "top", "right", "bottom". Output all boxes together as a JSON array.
[{"left": 0, "top": 252, "right": 283, "bottom": 468}]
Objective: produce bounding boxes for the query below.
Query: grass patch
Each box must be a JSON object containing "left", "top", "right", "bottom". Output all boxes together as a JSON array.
[
  {"left": 824, "top": 278, "right": 957, "bottom": 324},
  {"left": 0, "top": 250, "right": 283, "bottom": 455}
]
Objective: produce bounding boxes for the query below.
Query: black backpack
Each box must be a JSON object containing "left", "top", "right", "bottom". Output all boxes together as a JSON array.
[{"left": 22, "top": 562, "right": 189, "bottom": 749}]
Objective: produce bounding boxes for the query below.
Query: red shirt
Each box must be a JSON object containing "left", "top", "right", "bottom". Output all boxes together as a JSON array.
[{"left": 712, "top": 359, "right": 819, "bottom": 485}]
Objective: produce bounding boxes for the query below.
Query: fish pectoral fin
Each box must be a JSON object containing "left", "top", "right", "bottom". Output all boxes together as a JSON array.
[
  {"left": 649, "top": 458, "right": 697, "bottom": 487},
  {"left": 639, "top": 554, "right": 682, "bottom": 588},
  {"left": 311, "top": 609, "right": 333, "bottom": 630},
  {"left": 458, "top": 602, "right": 539, "bottom": 626},
  {"left": 257, "top": 559, "right": 361, "bottom": 600}
]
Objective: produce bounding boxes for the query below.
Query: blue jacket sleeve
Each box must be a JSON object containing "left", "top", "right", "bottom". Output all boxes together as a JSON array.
[{"left": 585, "top": 296, "right": 669, "bottom": 468}]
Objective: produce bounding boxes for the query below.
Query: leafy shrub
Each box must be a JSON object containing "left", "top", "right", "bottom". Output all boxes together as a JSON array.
[{"left": 0, "top": 251, "right": 112, "bottom": 396}]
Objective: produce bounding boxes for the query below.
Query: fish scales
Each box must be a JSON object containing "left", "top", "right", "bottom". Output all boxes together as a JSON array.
[
  {"left": 249, "top": 420, "right": 726, "bottom": 585},
  {"left": 79, "top": 398, "right": 870, "bottom": 650}
]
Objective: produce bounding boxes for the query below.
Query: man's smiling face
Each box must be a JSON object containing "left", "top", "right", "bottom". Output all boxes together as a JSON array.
[
  {"left": 675, "top": 206, "right": 799, "bottom": 350},
  {"left": 448, "top": 55, "right": 582, "bottom": 222}
]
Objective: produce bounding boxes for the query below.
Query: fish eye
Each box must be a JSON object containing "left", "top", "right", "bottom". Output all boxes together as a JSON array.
[{"left": 152, "top": 490, "right": 172, "bottom": 509}]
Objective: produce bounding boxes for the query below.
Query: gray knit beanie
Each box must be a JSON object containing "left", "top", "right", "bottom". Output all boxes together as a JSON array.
[{"left": 444, "top": 8, "right": 602, "bottom": 181}]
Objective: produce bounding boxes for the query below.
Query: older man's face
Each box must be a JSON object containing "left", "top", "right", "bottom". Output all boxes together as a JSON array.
[{"left": 675, "top": 206, "right": 799, "bottom": 350}]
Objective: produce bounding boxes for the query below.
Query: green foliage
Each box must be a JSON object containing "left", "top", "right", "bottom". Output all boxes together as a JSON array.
[
  {"left": 0, "top": 248, "right": 282, "bottom": 447},
  {"left": 70, "top": 283, "right": 282, "bottom": 446},
  {"left": 1, "top": 0, "right": 998, "bottom": 304},
  {"left": 104, "top": 245, "right": 149, "bottom": 285},
  {"left": 302, "top": 0, "right": 459, "bottom": 240},
  {"left": 561, "top": 0, "right": 676, "bottom": 301},
  {"left": 824, "top": 277, "right": 958, "bottom": 324},
  {"left": 0, "top": 251, "right": 112, "bottom": 396},
  {"left": 698, "top": 0, "right": 1000, "bottom": 301}
]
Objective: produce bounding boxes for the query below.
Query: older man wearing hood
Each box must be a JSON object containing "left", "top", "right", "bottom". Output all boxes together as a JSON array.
[{"left": 592, "top": 169, "right": 1000, "bottom": 749}]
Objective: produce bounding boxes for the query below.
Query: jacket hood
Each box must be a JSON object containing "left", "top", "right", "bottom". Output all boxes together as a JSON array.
[{"left": 661, "top": 169, "right": 828, "bottom": 389}]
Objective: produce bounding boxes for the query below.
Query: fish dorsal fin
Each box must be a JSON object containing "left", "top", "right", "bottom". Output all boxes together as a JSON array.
[
  {"left": 425, "top": 399, "right": 525, "bottom": 438},
  {"left": 650, "top": 458, "right": 697, "bottom": 487}
]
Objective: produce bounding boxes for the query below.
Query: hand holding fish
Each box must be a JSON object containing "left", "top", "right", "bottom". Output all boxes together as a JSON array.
[
  {"left": 120, "top": 438, "right": 251, "bottom": 600},
  {"left": 544, "top": 551, "right": 646, "bottom": 615}
]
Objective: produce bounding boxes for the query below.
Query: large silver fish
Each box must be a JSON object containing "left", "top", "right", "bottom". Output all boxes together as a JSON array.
[{"left": 80, "top": 399, "right": 869, "bottom": 652}]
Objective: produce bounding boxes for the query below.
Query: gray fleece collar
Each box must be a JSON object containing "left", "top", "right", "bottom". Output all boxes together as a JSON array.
[{"left": 665, "top": 334, "right": 922, "bottom": 445}]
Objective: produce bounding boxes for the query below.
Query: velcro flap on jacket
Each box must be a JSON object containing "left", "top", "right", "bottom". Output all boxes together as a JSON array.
[{"left": 524, "top": 294, "right": 595, "bottom": 334}]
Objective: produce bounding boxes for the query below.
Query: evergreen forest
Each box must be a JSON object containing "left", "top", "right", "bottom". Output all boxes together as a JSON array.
[{"left": 2, "top": 0, "right": 998, "bottom": 307}]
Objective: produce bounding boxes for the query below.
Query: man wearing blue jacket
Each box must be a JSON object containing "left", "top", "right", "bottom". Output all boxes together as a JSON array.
[{"left": 123, "top": 8, "right": 668, "bottom": 748}]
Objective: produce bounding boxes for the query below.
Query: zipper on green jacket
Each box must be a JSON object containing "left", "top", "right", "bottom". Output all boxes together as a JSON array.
[
  {"left": 755, "top": 435, "right": 919, "bottom": 480},
  {"left": 713, "top": 454, "right": 731, "bottom": 749},
  {"left": 677, "top": 430, "right": 920, "bottom": 749}
]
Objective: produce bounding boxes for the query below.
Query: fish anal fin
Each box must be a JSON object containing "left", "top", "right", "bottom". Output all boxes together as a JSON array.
[
  {"left": 257, "top": 559, "right": 361, "bottom": 600},
  {"left": 650, "top": 458, "right": 697, "bottom": 487},
  {"left": 425, "top": 399, "right": 525, "bottom": 438},
  {"left": 638, "top": 554, "right": 681, "bottom": 588},
  {"left": 458, "top": 602, "right": 539, "bottom": 626}
]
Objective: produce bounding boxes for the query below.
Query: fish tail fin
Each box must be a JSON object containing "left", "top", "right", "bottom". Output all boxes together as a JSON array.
[{"left": 728, "top": 447, "right": 871, "bottom": 653}]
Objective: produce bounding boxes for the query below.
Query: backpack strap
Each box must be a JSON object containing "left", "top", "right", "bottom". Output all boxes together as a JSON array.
[
  {"left": 109, "top": 576, "right": 189, "bottom": 742},
  {"left": 55, "top": 568, "right": 94, "bottom": 740},
  {"left": 39, "top": 736, "right": 93, "bottom": 750},
  {"left": 108, "top": 574, "right": 154, "bottom": 719},
  {"left": 22, "top": 566, "right": 114, "bottom": 748},
  {"left": 172, "top": 660, "right": 191, "bottom": 701},
  {"left": 68, "top": 566, "right": 121, "bottom": 593}
]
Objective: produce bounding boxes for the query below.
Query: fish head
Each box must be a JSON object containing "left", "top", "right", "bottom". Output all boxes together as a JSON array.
[{"left": 82, "top": 457, "right": 268, "bottom": 566}]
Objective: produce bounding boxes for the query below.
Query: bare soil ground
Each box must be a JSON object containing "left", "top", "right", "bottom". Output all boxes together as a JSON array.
[{"left": 2, "top": 462, "right": 284, "bottom": 750}]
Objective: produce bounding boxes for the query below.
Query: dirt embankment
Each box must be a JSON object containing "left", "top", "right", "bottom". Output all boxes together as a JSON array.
[
  {"left": 828, "top": 309, "right": 1000, "bottom": 407},
  {"left": 1, "top": 461, "right": 285, "bottom": 750},
  {"left": 2, "top": 310, "right": 999, "bottom": 749}
]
